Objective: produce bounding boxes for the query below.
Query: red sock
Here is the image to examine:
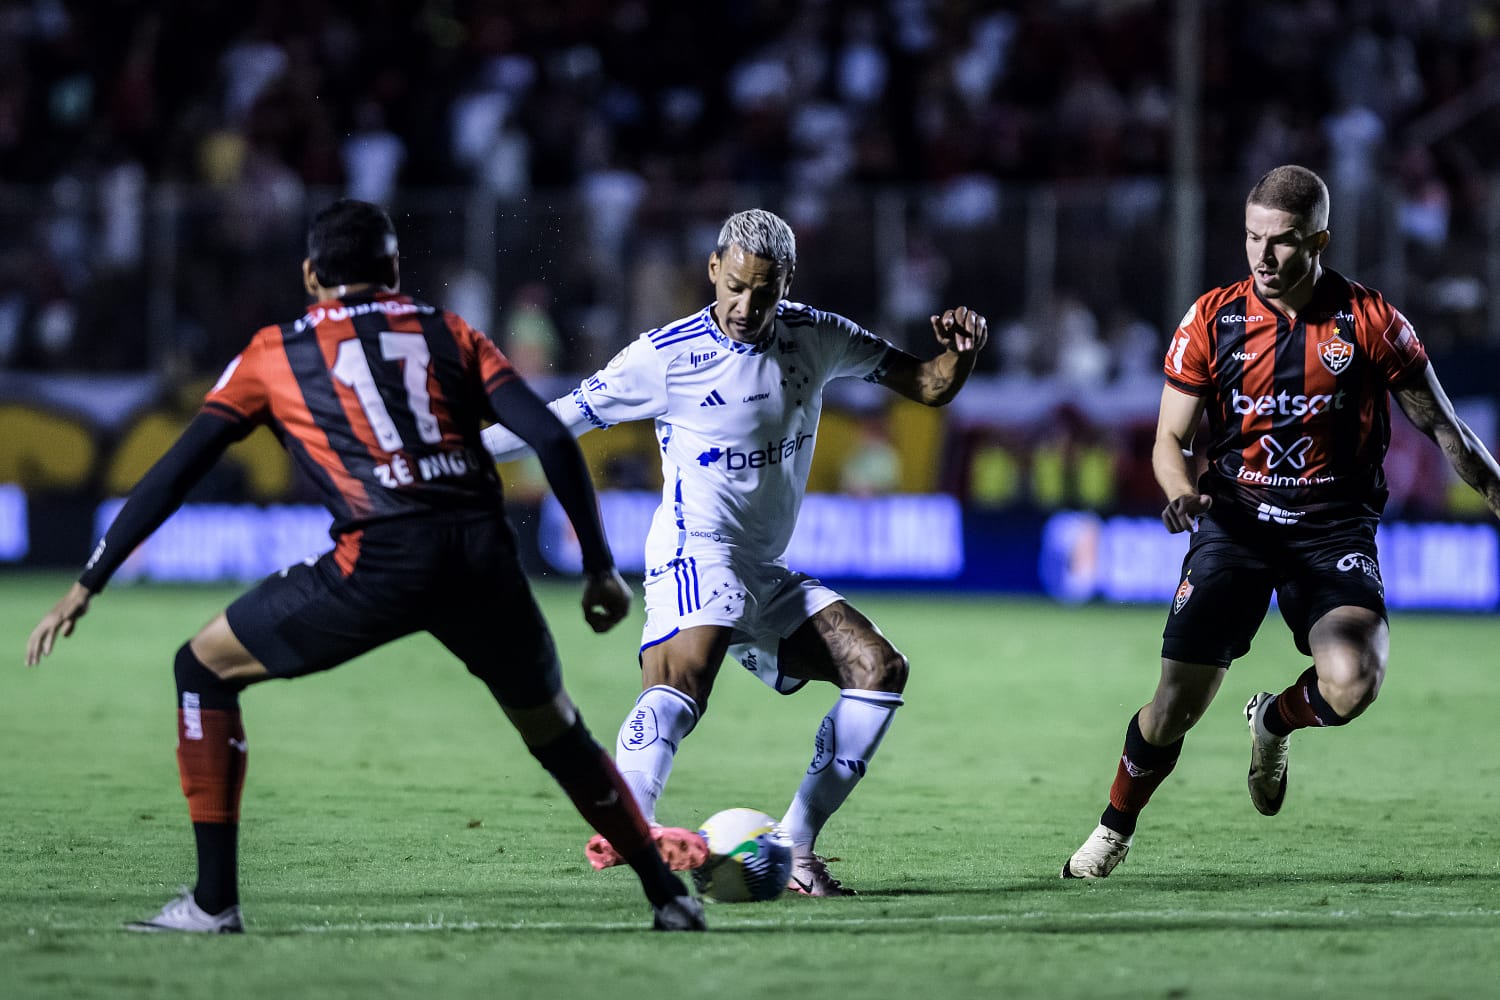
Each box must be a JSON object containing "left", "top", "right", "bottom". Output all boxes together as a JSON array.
[
  {"left": 1107, "top": 751, "right": 1181, "bottom": 815},
  {"left": 571, "top": 747, "right": 655, "bottom": 855},
  {"left": 1278, "top": 668, "right": 1326, "bottom": 731},
  {"left": 530, "top": 722, "right": 654, "bottom": 857},
  {"left": 177, "top": 702, "right": 248, "bottom": 824},
  {"left": 530, "top": 721, "right": 684, "bottom": 906}
]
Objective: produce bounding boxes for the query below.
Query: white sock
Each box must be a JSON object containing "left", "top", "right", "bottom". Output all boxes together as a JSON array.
[
  {"left": 781, "top": 689, "right": 903, "bottom": 852},
  {"left": 614, "top": 684, "right": 699, "bottom": 824}
]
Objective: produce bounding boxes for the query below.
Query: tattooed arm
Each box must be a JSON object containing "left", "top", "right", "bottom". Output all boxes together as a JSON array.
[
  {"left": 1392, "top": 365, "right": 1500, "bottom": 519},
  {"left": 879, "top": 306, "right": 989, "bottom": 407}
]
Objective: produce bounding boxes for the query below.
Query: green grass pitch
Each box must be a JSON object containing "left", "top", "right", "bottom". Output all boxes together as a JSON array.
[{"left": 3, "top": 572, "right": 1498, "bottom": 999}]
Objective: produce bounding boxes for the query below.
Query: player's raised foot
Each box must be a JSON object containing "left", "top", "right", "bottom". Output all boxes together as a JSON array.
[
  {"left": 1061, "top": 824, "right": 1132, "bottom": 879},
  {"left": 124, "top": 889, "right": 243, "bottom": 934},
  {"left": 1245, "top": 691, "right": 1291, "bottom": 816},
  {"left": 787, "top": 852, "right": 856, "bottom": 897},
  {"left": 651, "top": 893, "right": 707, "bottom": 931},
  {"left": 586, "top": 826, "right": 709, "bottom": 872}
]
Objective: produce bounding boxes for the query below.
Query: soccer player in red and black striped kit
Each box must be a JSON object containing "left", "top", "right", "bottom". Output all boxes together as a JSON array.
[
  {"left": 1062, "top": 165, "right": 1500, "bottom": 878},
  {"left": 26, "top": 200, "right": 706, "bottom": 931}
]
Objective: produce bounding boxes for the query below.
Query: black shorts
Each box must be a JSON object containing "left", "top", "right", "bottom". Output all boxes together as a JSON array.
[
  {"left": 1160, "top": 507, "right": 1387, "bottom": 667},
  {"left": 225, "top": 511, "right": 561, "bottom": 708}
]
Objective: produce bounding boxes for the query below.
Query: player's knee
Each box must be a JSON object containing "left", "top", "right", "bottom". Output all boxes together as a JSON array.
[
  {"left": 642, "top": 654, "right": 718, "bottom": 710},
  {"left": 1145, "top": 691, "right": 1214, "bottom": 742},
  {"left": 1319, "top": 643, "right": 1386, "bottom": 721},
  {"left": 1325, "top": 666, "right": 1383, "bottom": 721},
  {"left": 880, "top": 647, "right": 910, "bottom": 693},
  {"left": 527, "top": 716, "right": 602, "bottom": 782},
  {"left": 844, "top": 643, "right": 908, "bottom": 693}
]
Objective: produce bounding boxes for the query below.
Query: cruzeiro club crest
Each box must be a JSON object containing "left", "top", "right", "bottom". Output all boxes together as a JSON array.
[{"left": 1317, "top": 334, "right": 1354, "bottom": 375}]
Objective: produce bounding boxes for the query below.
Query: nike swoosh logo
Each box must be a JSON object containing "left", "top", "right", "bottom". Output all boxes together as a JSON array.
[
  {"left": 593, "top": 791, "right": 619, "bottom": 808},
  {"left": 228, "top": 738, "right": 248, "bottom": 753}
]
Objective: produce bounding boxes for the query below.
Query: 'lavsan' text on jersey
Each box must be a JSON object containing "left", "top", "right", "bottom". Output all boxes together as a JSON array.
[{"left": 569, "top": 302, "right": 892, "bottom": 565}]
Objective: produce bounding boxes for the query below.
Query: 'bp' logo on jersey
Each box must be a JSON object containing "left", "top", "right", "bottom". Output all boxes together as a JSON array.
[
  {"left": 696, "top": 432, "right": 814, "bottom": 469},
  {"left": 1318, "top": 335, "right": 1354, "bottom": 375}
]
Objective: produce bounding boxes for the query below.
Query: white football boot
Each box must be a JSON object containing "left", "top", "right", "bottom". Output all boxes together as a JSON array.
[
  {"left": 1061, "top": 824, "right": 1133, "bottom": 879},
  {"left": 125, "top": 889, "right": 243, "bottom": 934},
  {"left": 787, "top": 852, "right": 856, "bottom": 897},
  {"left": 1245, "top": 691, "right": 1291, "bottom": 816}
]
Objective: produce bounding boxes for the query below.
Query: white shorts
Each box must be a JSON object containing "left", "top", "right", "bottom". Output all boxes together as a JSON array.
[{"left": 640, "top": 549, "right": 844, "bottom": 695}]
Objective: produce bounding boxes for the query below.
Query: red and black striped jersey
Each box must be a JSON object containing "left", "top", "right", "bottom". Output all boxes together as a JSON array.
[
  {"left": 204, "top": 291, "right": 519, "bottom": 533},
  {"left": 1163, "top": 269, "right": 1428, "bottom": 520}
]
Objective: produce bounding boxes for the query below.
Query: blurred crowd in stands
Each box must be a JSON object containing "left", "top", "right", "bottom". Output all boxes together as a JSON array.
[{"left": 1, "top": 0, "right": 1499, "bottom": 392}]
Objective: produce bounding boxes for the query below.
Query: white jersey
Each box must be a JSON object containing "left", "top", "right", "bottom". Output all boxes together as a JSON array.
[{"left": 485, "top": 301, "right": 893, "bottom": 567}]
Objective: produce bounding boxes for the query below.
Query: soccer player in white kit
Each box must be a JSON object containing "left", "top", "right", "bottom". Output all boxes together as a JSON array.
[{"left": 482, "top": 209, "right": 988, "bottom": 894}]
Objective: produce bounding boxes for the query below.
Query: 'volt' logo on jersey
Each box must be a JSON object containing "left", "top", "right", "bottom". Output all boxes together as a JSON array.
[
  {"left": 696, "top": 433, "right": 814, "bottom": 469},
  {"left": 700, "top": 390, "right": 727, "bottom": 407},
  {"left": 1261, "top": 434, "right": 1314, "bottom": 470}
]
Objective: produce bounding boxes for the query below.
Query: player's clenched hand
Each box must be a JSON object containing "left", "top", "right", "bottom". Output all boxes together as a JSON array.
[
  {"left": 1161, "top": 493, "right": 1213, "bottom": 534},
  {"left": 26, "top": 582, "right": 92, "bottom": 667},
  {"left": 581, "top": 567, "right": 632, "bottom": 633},
  {"left": 930, "top": 306, "right": 989, "bottom": 357}
]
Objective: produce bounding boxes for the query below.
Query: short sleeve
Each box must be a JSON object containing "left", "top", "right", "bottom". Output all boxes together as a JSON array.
[
  {"left": 203, "top": 328, "right": 275, "bottom": 424},
  {"left": 1163, "top": 299, "right": 1212, "bottom": 395},
  {"left": 1363, "top": 299, "right": 1429, "bottom": 387},
  {"left": 568, "top": 333, "right": 670, "bottom": 427},
  {"left": 447, "top": 312, "right": 518, "bottom": 394},
  {"left": 814, "top": 308, "right": 894, "bottom": 382}
]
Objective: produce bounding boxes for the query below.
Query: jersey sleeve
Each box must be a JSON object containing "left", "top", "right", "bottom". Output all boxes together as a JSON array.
[
  {"left": 446, "top": 312, "right": 519, "bottom": 395},
  {"left": 202, "top": 327, "right": 277, "bottom": 426},
  {"left": 1163, "top": 298, "right": 1213, "bottom": 395},
  {"left": 564, "top": 332, "right": 670, "bottom": 428},
  {"left": 814, "top": 308, "right": 895, "bottom": 382},
  {"left": 1362, "top": 297, "right": 1429, "bottom": 387}
]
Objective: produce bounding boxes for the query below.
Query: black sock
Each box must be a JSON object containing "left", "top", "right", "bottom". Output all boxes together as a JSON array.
[
  {"left": 630, "top": 850, "right": 689, "bottom": 908},
  {"left": 192, "top": 822, "right": 239, "bottom": 914},
  {"left": 1100, "top": 803, "right": 1137, "bottom": 837}
]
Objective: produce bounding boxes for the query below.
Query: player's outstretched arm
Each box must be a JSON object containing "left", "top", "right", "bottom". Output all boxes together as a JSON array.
[
  {"left": 879, "top": 305, "right": 989, "bottom": 406},
  {"left": 488, "top": 379, "right": 627, "bottom": 627},
  {"left": 25, "top": 582, "right": 92, "bottom": 667},
  {"left": 1393, "top": 366, "right": 1500, "bottom": 519},
  {"left": 481, "top": 395, "right": 591, "bottom": 462},
  {"left": 24, "top": 412, "right": 244, "bottom": 665},
  {"left": 1154, "top": 384, "right": 1212, "bottom": 533}
]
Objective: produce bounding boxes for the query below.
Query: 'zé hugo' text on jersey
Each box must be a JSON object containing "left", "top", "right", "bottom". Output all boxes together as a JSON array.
[
  {"left": 1164, "top": 269, "right": 1428, "bottom": 521},
  {"left": 205, "top": 292, "right": 516, "bottom": 534},
  {"left": 529, "top": 301, "right": 892, "bottom": 566}
]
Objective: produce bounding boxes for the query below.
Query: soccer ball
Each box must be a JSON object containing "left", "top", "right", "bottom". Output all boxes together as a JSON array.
[{"left": 691, "top": 808, "right": 794, "bottom": 903}]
